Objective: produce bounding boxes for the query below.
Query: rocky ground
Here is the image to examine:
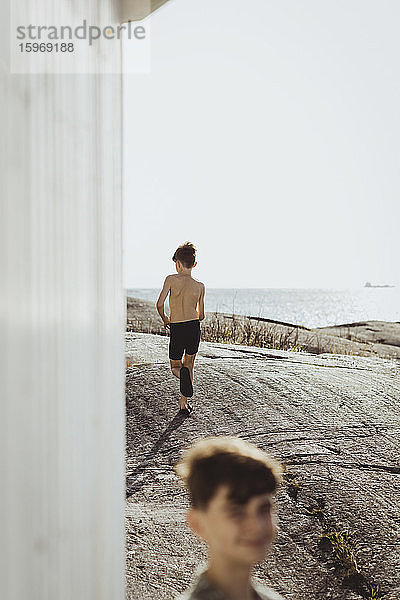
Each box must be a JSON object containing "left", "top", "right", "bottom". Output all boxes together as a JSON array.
[
  {"left": 125, "top": 332, "right": 400, "bottom": 600},
  {"left": 317, "top": 322, "right": 400, "bottom": 359}
]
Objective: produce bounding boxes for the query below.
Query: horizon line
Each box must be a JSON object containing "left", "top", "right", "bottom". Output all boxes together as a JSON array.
[{"left": 125, "top": 284, "right": 398, "bottom": 290}]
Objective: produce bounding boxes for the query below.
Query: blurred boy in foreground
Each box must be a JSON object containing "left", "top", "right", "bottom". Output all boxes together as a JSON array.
[{"left": 174, "top": 437, "right": 286, "bottom": 600}]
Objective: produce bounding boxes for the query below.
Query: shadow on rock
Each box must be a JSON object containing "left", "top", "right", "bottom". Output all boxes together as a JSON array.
[{"left": 126, "top": 411, "right": 188, "bottom": 498}]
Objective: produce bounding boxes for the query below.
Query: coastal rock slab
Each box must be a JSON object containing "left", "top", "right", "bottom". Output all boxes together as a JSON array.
[
  {"left": 125, "top": 333, "right": 400, "bottom": 600},
  {"left": 317, "top": 321, "right": 400, "bottom": 359}
]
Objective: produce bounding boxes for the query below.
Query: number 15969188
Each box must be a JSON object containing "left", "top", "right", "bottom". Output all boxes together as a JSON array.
[{"left": 19, "top": 42, "right": 74, "bottom": 52}]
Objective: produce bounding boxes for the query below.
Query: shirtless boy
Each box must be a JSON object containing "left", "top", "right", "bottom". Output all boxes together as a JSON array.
[
  {"left": 156, "top": 242, "right": 205, "bottom": 413},
  {"left": 174, "top": 436, "right": 285, "bottom": 600}
]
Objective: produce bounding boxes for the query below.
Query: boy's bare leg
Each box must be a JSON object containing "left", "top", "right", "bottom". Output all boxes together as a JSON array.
[
  {"left": 170, "top": 359, "right": 182, "bottom": 380},
  {"left": 170, "top": 359, "right": 189, "bottom": 410}
]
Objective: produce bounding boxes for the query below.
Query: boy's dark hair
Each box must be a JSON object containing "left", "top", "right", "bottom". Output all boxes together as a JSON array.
[
  {"left": 172, "top": 242, "right": 197, "bottom": 268},
  {"left": 174, "top": 436, "right": 283, "bottom": 509}
]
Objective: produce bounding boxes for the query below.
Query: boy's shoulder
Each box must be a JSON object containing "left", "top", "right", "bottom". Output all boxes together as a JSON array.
[
  {"left": 253, "top": 580, "right": 286, "bottom": 600},
  {"left": 190, "top": 276, "right": 205, "bottom": 288},
  {"left": 176, "top": 588, "right": 284, "bottom": 600},
  {"left": 168, "top": 274, "right": 205, "bottom": 288},
  {"left": 194, "top": 278, "right": 205, "bottom": 289},
  {"left": 175, "top": 570, "right": 285, "bottom": 600},
  {"left": 166, "top": 274, "right": 180, "bottom": 285}
]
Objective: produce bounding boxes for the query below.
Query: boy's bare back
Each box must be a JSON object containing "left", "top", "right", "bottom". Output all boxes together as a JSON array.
[
  {"left": 168, "top": 274, "right": 205, "bottom": 323},
  {"left": 156, "top": 242, "right": 204, "bottom": 411}
]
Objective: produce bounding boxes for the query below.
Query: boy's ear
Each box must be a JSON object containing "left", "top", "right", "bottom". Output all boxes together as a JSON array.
[{"left": 187, "top": 508, "right": 205, "bottom": 540}]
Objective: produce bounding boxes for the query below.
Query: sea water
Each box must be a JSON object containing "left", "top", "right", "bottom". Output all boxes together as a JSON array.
[{"left": 126, "top": 287, "right": 400, "bottom": 329}]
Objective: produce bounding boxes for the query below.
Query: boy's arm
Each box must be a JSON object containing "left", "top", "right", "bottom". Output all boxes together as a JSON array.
[
  {"left": 156, "top": 276, "right": 171, "bottom": 327},
  {"left": 198, "top": 284, "right": 205, "bottom": 321}
]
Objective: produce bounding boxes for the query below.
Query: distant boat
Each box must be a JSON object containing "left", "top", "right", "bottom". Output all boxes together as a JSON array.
[{"left": 364, "top": 282, "right": 395, "bottom": 288}]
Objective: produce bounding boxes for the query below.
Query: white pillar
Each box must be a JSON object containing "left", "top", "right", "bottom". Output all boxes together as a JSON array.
[{"left": 0, "top": 2, "right": 125, "bottom": 599}]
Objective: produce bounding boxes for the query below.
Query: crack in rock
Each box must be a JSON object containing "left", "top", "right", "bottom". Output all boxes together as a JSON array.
[{"left": 286, "top": 458, "right": 400, "bottom": 475}]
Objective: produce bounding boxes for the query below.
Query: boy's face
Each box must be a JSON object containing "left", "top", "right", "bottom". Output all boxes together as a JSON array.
[{"left": 188, "top": 484, "right": 277, "bottom": 567}]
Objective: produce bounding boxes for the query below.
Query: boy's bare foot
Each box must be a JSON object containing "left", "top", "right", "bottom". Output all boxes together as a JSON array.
[
  {"left": 179, "top": 395, "right": 193, "bottom": 414},
  {"left": 179, "top": 394, "right": 188, "bottom": 410}
]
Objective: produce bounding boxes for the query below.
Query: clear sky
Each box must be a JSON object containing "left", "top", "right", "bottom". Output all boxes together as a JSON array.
[{"left": 123, "top": 0, "right": 400, "bottom": 289}]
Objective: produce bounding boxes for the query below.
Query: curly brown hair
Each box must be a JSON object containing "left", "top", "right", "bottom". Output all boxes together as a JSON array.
[
  {"left": 174, "top": 436, "right": 283, "bottom": 509},
  {"left": 172, "top": 242, "right": 197, "bottom": 268}
]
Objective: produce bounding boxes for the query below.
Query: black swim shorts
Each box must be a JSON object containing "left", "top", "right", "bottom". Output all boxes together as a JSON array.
[{"left": 169, "top": 319, "right": 201, "bottom": 360}]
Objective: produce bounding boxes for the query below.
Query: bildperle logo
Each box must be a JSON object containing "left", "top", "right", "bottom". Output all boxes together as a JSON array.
[{"left": 16, "top": 19, "right": 146, "bottom": 46}]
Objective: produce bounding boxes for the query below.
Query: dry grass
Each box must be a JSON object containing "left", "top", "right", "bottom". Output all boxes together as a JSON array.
[
  {"left": 127, "top": 311, "right": 375, "bottom": 357},
  {"left": 127, "top": 317, "right": 166, "bottom": 336},
  {"left": 201, "top": 313, "right": 302, "bottom": 351},
  {"left": 320, "top": 529, "right": 361, "bottom": 576},
  {"left": 319, "top": 529, "right": 385, "bottom": 599},
  {"left": 367, "top": 586, "right": 383, "bottom": 600},
  {"left": 201, "top": 313, "right": 367, "bottom": 356}
]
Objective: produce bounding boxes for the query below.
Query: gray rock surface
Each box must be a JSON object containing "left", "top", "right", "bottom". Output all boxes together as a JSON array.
[
  {"left": 125, "top": 333, "right": 400, "bottom": 600},
  {"left": 317, "top": 321, "right": 400, "bottom": 359}
]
